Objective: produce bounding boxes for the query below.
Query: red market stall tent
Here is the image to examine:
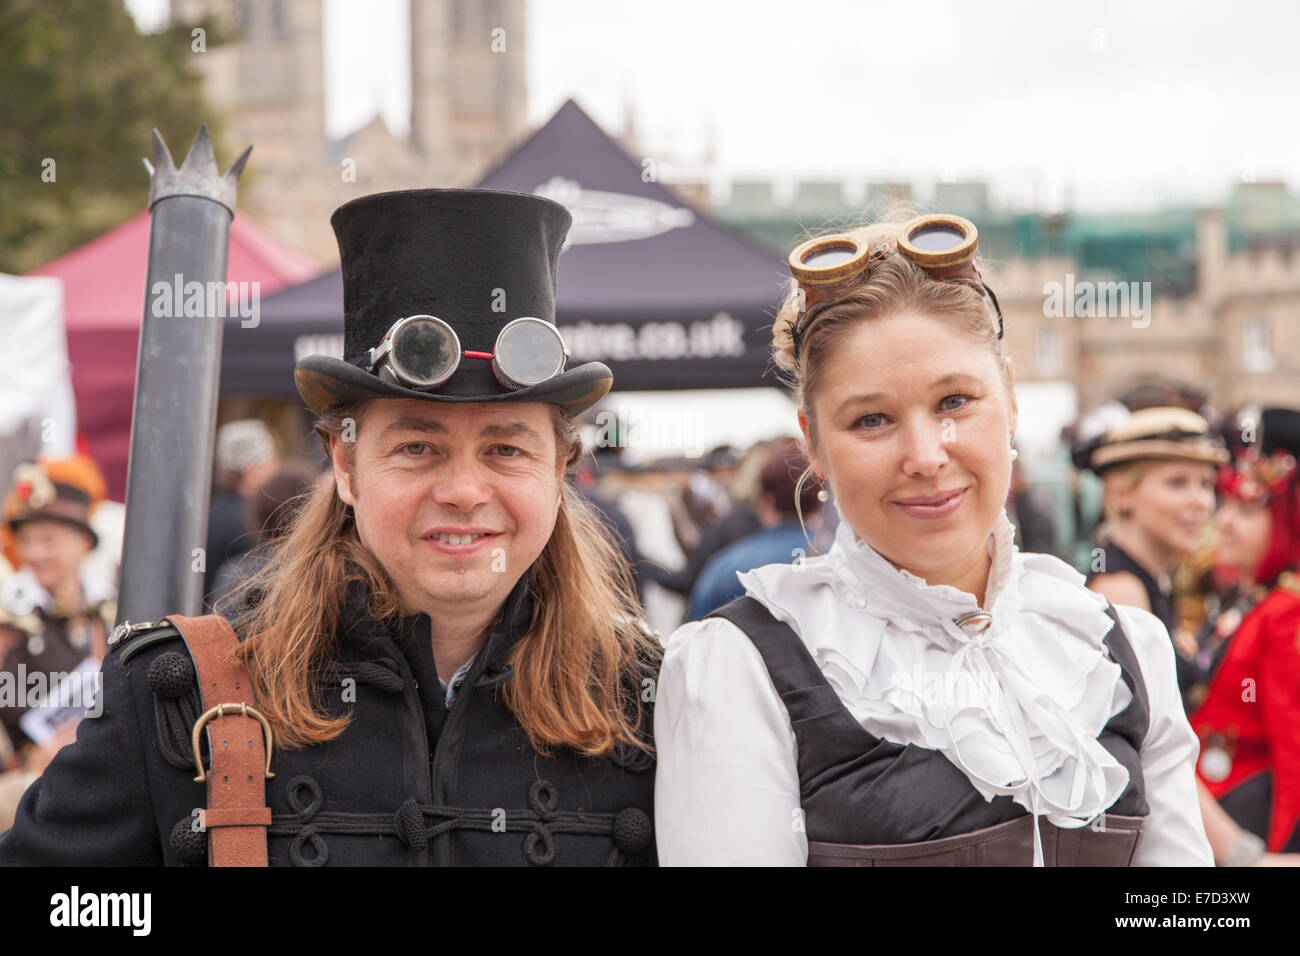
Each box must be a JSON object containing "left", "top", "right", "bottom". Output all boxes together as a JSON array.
[{"left": 29, "top": 212, "right": 319, "bottom": 500}]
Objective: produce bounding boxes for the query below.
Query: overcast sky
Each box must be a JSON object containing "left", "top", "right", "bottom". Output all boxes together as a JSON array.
[{"left": 124, "top": 0, "right": 1300, "bottom": 212}]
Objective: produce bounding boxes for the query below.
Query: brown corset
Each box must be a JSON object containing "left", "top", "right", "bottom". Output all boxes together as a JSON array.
[
  {"left": 808, "top": 812, "right": 1144, "bottom": 867},
  {"left": 707, "top": 595, "right": 1151, "bottom": 865}
]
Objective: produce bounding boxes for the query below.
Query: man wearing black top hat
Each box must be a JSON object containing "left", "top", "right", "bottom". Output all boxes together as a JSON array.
[{"left": 0, "top": 189, "right": 660, "bottom": 866}]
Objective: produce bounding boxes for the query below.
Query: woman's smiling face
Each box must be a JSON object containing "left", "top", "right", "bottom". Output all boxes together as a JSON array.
[
  {"left": 1214, "top": 494, "right": 1273, "bottom": 582},
  {"left": 1115, "top": 460, "right": 1217, "bottom": 556},
  {"left": 799, "top": 310, "right": 1018, "bottom": 586}
]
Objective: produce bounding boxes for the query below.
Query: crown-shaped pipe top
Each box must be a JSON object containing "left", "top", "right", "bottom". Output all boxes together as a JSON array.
[{"left": 142, "top": 124, "right": 252, "bottom": 215}]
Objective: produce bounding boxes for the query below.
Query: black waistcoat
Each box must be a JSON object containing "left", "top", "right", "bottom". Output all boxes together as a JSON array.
[{"left": 707, "top": 596, "right": 1150, "bottom": 848}]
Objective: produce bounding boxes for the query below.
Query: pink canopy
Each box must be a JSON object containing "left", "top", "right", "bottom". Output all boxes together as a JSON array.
[{"left": 29, "top": 211, "right": 318, "bottom": 500}]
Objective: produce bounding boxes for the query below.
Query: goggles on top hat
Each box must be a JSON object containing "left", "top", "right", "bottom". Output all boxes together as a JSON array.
[
  {"left": 788, "top": 214, "right": 1004, "bottom": 364},
  {"left": 368, "top": 314, "right": 570, "bottom": 392}
]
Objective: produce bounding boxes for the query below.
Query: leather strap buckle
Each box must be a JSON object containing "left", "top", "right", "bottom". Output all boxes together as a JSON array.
[
  {"left": 108, "top": 619, "right": 156, "bottom": 647},
  {"left": 191, "top": 702, "right": 276, "bottom": 783}
]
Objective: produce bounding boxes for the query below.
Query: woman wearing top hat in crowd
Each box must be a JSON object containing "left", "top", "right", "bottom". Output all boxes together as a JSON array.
[
  {"left": 0, "top": 189, "right": 660, "bottom": 866},
  {"left": 1078, "top": 407, "right": 1227, "bottom": 714},
  {"left": 654, "top": 211, "right": 1212, "bottom": 866},
  {"left": 1188, "top": 407, "right": 1300, "bottom": 865}
]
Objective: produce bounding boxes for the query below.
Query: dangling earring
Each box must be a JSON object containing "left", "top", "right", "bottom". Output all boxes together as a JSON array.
[
  {"left": 1009, "top": 435, "right": 1019, "bottom": 461},
  {"left": 816, "top": 474, "right": 830, "bottom": 502}
]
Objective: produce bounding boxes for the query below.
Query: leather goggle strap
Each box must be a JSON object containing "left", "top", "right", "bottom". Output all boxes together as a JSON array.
[{"left": 167, "top": 613, "right": 272, "bottom": 867}]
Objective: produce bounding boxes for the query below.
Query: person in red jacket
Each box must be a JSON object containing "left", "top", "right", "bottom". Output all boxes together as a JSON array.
[{"left": 1190, "top": 407, "right": 1300, "bottom": 864}]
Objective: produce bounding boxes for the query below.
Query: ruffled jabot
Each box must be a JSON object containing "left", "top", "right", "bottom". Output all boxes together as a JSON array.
[{"left": 736, "top": 508, "right": 1133, "bottom": 866}]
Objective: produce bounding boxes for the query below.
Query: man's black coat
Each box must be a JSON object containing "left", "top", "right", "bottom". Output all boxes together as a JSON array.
[{"left": 0, "top": 568, "right": 658, "bottom": 866}]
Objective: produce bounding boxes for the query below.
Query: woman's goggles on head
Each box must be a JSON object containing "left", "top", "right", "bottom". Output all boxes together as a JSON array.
[
  {"left": 787, "top": 214, "right": 1004, "bottom": 363},
  {"left": 367, "top": 314, "right": 570, "bottom": 392}
]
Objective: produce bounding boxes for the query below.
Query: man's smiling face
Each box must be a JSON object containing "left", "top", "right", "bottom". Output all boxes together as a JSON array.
[{"left": 331, "top": 398, "right": 565, "bottom": 617}]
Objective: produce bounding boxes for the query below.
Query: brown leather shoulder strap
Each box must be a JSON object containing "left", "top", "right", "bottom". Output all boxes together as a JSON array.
[{"left": 166, "top": 613, "right": 272, "bottom": 867}]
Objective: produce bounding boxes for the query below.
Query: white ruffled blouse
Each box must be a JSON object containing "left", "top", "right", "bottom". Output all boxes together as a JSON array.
[{"left": 653, "top": 508, "right": 1214, "bottom": 866}]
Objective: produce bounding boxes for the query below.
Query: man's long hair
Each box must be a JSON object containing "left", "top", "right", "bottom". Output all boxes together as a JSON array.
[{"left": 228, "top": 401, "right": 659, "bottom": 757}]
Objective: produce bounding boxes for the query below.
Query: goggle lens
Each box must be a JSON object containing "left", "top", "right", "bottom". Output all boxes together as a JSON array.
[
  {"left": 392, "top": 318, "right": 458, "bottom": 385},
  {"left": 800, "top": 242, "right": 858, "bottom": 269},
  {"left": 496, "top": 318, "right": 567, "bottom": 387},
  {"left": 906, "top": 223, "right": 968, "bottom": 252}
]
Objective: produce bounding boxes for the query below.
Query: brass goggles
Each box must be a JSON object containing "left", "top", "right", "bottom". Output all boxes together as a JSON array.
[
  {"left": 787, "top": 214, "right": 1004, "bottom": 363},
  {"left": 367, "top": 314, "right": 569, "bottom": 392}
]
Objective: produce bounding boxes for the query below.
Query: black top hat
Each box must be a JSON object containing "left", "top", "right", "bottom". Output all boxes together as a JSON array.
[
  {"left": 294, "top": 188, "right": 612, "bottom": 416},
  {"left": 1255, "top": 407, "right": 1300, "bottom": 459}
]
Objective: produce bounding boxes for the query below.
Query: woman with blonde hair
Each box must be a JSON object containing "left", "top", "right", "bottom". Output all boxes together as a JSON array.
[
  {"left": 1080, "top": 407, "right": 1227, "bottom": 713},
  {"left": 0, "top": 190, "right": 660, "bottom": 866},
  {"left": 654, "top": 212, "right": 1212, "bottom": 866}
]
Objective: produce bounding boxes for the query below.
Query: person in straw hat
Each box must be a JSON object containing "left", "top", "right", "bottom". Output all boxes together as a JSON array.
[{"left": 1080, "top": 406, "right": 1228, "bottom": 714}]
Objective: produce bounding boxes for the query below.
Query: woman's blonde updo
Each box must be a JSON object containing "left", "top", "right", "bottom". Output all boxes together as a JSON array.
[{"left": 772, "top": 208, "right": 1010, "bottom": 452}]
